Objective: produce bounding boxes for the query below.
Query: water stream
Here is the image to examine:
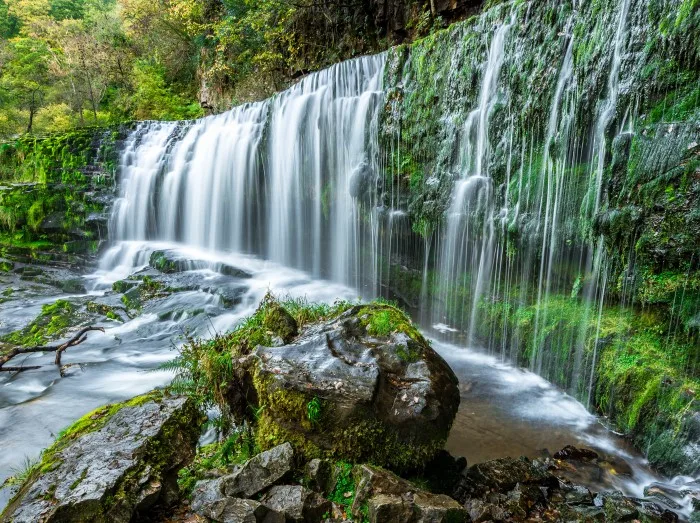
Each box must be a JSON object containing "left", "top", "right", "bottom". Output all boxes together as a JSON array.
[{"left": 1, "top": 0, "right": 698, "bottom": 516}]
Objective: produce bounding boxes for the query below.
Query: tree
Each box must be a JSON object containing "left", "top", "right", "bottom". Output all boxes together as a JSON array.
[{"left": 0, "top": 38, "right": 52, "bottom": 133}]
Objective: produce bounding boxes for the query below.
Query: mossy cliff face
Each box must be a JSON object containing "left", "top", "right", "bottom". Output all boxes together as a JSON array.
[
  {"left": 0, "top": 126, "right": 129, "bottom": 261},
  {"left": 374, "top": 0, "right": 699, "bottom": 476}
]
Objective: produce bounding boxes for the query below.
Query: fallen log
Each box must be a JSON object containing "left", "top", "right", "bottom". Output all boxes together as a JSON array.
[{"left": 0, "top": 326, "right": 105, "bottom": 373}]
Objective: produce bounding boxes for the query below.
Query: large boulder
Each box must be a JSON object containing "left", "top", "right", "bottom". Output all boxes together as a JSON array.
[
  {"left": 240, "top": 304, "right": 460, "bottom": 472},
  {"left": 1, "top": 390, "right": 201, "bottom": 523}
]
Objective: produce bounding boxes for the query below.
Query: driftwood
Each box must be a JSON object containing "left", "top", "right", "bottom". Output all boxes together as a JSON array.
[{"left": 0, "top": 326, "right": 105, "bottom": 373}]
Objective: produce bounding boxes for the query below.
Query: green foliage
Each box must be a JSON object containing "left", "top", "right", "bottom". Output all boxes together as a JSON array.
[
  {"left": 306, "top": 397, "right": 322, "bottom": 424},
  {"left": 1, "top": 456, "right": 40, "bottom": 490},
  {"left": 328, "top": 462, "right": 355, "bottom": 517},
  {"left": 177, "top": 428, "right": 258, "bottom": 495},
  {"left": 0, "top": 38, "right": 52, "bottom": 135},
  {"left": 477, "top": 290, "right": 699, "bottom": 475},
  {"left": 129, "top": 60, "right": 204, "bottom": 121}
]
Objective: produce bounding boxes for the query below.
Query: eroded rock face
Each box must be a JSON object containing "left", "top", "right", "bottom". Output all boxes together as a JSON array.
[
  {"left": 244, "top": 305, "right": 460, "bottom": 472},
  {"left": 1, "top": 391, "right": 200, "bottom": 523}
]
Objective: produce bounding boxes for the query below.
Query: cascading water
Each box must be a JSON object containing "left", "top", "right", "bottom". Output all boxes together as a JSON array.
[
  {"left": 434, "top": 14, "right": 512, "bottom": 342},
  {"left": 2, "top": 0, "right": 699, "bottom": 515},
  {"left": 96, "top": 0, "right": 698, "bottom": 491},
  {"left": 106, "top": 55, "right": 385, "bottom": 292},
  {"left": 103, "top": 0, "right": 698, "bottom": 404}
]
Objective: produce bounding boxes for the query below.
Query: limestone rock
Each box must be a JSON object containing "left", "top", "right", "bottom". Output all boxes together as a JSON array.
[
  {"left": 192, "top": 480, "right": 284, "bottom": 523},
  {"left": 352, "top": 465, "right": 468, "bottom": 523},
  {"left": 221, "top": 443, "right": 294, "bottom": 498},
  {"left": 260, "top": 485, "right": 331, "bottom": 522},
  {"left": 1, "top": 391, "right": 200, "bottom": 523}
]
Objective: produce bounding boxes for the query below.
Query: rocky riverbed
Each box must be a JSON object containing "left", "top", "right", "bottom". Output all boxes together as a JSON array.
[{"left": 1, "top": 267, "right": 698, "bottom": 521}]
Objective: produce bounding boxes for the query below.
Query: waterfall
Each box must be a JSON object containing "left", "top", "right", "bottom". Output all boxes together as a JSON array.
[
  {"left": 103, "top": 0, "right": 697, "bottom": 412},
  {"left": 107, "top": 55, "right": 385, "bottom": 290},
  {"left": 433, "top": 14, "right": 512, "bottom": 340}
]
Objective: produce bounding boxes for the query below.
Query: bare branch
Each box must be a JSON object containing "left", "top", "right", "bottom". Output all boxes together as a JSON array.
[{"left": 0, "top": 327, "right": 105, "bottom": 373}]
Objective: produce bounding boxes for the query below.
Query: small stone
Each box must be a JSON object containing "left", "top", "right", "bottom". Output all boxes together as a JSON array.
[
  {"left": 222, "top": 442, "right": 294, "bottom": 498},
  {"left": 305, "top": 459, "right": 335, "bottom": 496},
  {"left": 260, "top": 485, "right": 331, "bottom": 523}
]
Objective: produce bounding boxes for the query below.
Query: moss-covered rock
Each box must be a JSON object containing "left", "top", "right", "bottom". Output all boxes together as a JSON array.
[
  {"left": 1, "top": 299, "right": 83, "bottom": 347},
  {"left": 235, "top": 302, "right": 460, "bottom": 473},
  {"left": 0, "top": 126, "right": 128, "bottom": 260},
  {"left": 0, "top": 390, "right": 201, "bottom": 523}
]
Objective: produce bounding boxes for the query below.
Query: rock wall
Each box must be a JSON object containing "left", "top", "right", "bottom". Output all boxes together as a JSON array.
[
  {"left": 0, "top": 126, "right": 128, "bottom": 266},
  {"left": 378, "top": 0, "right": 699, "bottom": 475}
]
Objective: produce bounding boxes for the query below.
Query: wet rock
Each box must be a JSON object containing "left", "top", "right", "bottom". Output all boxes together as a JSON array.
[
  {"left": 463, "top": 498, "right": 508, "bottom": 522},
  {"left": 245, "top": 304, "right": 460, "bottom": 472},
  {"left": 598, "top": 491, "right": 639, "bottom": 521},
  {"left": 60, "top": 278, "right": 86, "bottom": 294},
  {"left": 221, "top": 443, "right": 294, "bottom": 498},
  {"left": 454, "top": 456, "right": 557, "bottom": 502},
  {"left": 553, "top": 445, "right": 599, "bottom": 462},
  {"left": 560, "top": 481, "right": 594, "bottom": 505},
  {"left": 1, "top": 391, "right": 200, "bottom": 523},
  {"left": 643, "top": 484, "right": 684, "bottom": 511},
  {"left": 112, "top": 279, "right": 138, "bottom": 293},
  {"left": 260, "top": 485, "right": 331, "bottom": 522},
  {"left": 412, "top": 491, "right": 469, "bottom": 522},
  {"left": 422, "top": 449, "right": 468, "bottom": 495},
  {"left": 192, "top": 481, "right": 284, "bottom": 523},
  {"left": 304, "top": 459, "right": 335, "bottom": 496},
  {"left": 148, "top": 249, "right": 252, "bottom": 279},
  {"left": 349, "top": 160, "right": 373, "bottom": 199},
  {"left": 367, "top": 494, "right": 414, "bottom": 522},
  {"left": 353, "top": 464, "right": 468, "bottom": 522}
]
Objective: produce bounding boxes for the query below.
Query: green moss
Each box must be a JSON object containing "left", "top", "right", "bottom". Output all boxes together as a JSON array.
[
  {"left": 477, "top": 292, "right": 700, "bottom": 475},
  {"left": 328, "top": 462, "right": 355, "bottom": 517},
  {"left": 112, "top": 279, "right": 137, "bottom": 293},
  {"left": 177, "top": 429, "right": 258, "bottom": 496},
  {"left": 0, "top": 127, "right": 121, "bottom": 254},
  {"left": 358, "top": 302, "right": 424, "bottom": 344},
  {"left": 149, "top": 251, "right": 178, "bottom": 273},
  {"left": 253, "top": 373, "right": 444, "bottom": 472},
  {"left": 2, "top": 299, "right": 78, "bottom": 347}
]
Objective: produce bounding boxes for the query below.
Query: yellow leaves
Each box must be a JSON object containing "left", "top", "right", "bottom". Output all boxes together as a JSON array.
[
  {"left": 167, "top": 0, "right": 205, "bottom": 37},
  {"left": 6, "top": 0, "right": 51, "bottom": 37}
]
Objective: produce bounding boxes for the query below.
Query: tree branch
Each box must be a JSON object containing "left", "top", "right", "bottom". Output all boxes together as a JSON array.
[{"left": 0, "top": 326, "right": 105, "bottom": 373}]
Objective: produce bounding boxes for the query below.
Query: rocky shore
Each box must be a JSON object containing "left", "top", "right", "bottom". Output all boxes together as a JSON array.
[{"left": 1, "top": 298, "right": 694, "bottom": 522}]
